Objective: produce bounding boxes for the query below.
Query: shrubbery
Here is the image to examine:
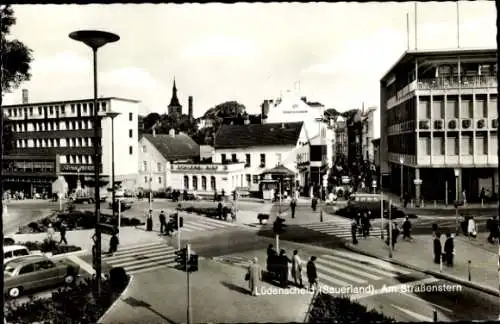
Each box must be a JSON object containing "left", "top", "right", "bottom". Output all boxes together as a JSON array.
[
  {"left": 5, "top": 272, "right": 130, "bottom": 324},
  {"left": 309, "top": 293, "right": 395, "bottom": 323},
  {"left": 18, "top": 211, "right": 144, "bottom": 234},
  {"left": 20, "top": 239, "right": 82, "bottom": 255},
  {"left": 178, "top": 206, "right": 220, "bottom": 218}
]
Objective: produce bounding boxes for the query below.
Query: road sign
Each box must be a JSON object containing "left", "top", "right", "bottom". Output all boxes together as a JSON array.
[
  {"left": 372, "top": 180, "right": 377, "bottom": 188},
  {"left": 413, "top": 179, "right": 423, "bottom": 185}
]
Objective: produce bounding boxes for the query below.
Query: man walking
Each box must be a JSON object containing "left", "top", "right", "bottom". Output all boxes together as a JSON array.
[
  {"left": 443, "top": 233, "right": 454, "bottom": 267},
  {"left": 108, "top": 232, "right": 119, "bottom": 256},
  {"left": 290, "top": 198, "right": 297, "bottom": 219},
  {"left": 433, "top": 233, "right": 442, "bottom": 264},
  {"left": 402, "top": 216, "right": 412, "bottom": 241},
  {"left": 59, "top": 221, "right": 68, "bottom": 245},
  {"left": 351, "top": 220, "right": 358, "bottom": 245},
  {"left": 159, "top": 210, "right": 167, "bottom": 234},
  {"left": 306, "top": 256, "right": 318, "bottom": 291},
  {"left": 487, "top": 216, "right": 499, "bottom": 244},
  {"left": 291, "top": 250, "right": 303, "bottom": 287},
  {"left": 278, "top": 249, "right": 291, "bottom": 288}
]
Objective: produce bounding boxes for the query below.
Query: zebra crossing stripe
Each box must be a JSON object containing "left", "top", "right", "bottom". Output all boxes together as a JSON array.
[
  {"left": 315, "top": 262, "right": 367, "bottom": 284},
  {"left": 330, "top": 250, "right": 411, "bottom": 274},
  {"left": 318, "top": 256, "right": 383, "bottom": 281},
  {"left": 321, "top": 254, "right": 398, "bottom": 278}
]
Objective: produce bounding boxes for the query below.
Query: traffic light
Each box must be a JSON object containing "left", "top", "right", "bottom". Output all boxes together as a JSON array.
[
  {"left": 175, "top": 248, "right": 187, "bottom": 271},
  {"left": 273, "top": 216, "right": 286, "bottom": 235},
  {"left": 188, "top": 254, "right": 198, "bottom": 272},
  {"left": 179, "top": 216, "right": 183, "bottom": 228},
  {"left": 170, "top": 213, "right": 179, "bottom": 230}
]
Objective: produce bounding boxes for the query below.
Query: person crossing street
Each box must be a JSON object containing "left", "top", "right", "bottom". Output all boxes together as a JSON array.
[{"left": 159, "top": 210, "right": 167, "bottom": 234}]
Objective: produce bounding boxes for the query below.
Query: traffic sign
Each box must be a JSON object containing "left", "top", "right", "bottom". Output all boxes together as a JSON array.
[{"left": 413, "top": 179, "right": 423, "bottom": 185}]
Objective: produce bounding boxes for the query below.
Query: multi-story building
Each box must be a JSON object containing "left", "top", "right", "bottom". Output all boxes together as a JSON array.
[
  {"left": 380, "top": 48, "right": 497, "bottom": 204},
  {"left": 137, "top": 129, "right": 200, "bottom": 191},
  {"left": 347, "top": 110, "right": 363, "bottom": 168},
  {"left": 213, "top": 122, "right": 307, "bottom": 193},
  {"left": 2, "top": 94, "right": 139, "bottom": 195},
  {"left": 361, "top": 106, "right": 377, "bottom": 162}
]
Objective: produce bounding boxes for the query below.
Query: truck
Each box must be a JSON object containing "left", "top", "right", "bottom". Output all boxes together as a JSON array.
[{"left": 70, "top": 187, "right": 108, "bottom": 204}]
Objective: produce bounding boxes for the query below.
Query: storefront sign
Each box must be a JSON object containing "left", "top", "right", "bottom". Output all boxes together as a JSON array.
[
  {"left": 175, "top": 164, "right": 219, "bottom": 171},
  {"left": 61, "top": 164, "right": 94, "bottom": 172}
]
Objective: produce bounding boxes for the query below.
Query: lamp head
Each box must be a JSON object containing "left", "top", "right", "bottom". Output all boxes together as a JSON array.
[
  {"left": 454, "top": 168, "right": 460, "bottom": 177},
  {"left": 399, "top": 157, "right": 404, "bottom": 164},
  {"left": 69, "top": 30, "right": 119, "bottom": 50},
  {"left": 106, "top": 111, "right": 120, "bottom": 119}
]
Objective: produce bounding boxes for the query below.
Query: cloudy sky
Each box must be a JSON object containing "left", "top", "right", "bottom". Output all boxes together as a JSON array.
[{"left": 3, "top": 2, "right": 496, "bottom": 123}]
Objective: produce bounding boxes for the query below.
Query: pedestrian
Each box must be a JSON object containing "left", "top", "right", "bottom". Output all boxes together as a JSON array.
[
  {"left": 351, "top": 220, "right": 358, "bottom": 245},
  {"left": 492, "top": 216, "right": 500, "bottom": 243},
  {"left": 246, "top": 257, "right": 262, "bottom": 296},
  {"left": 266, "top": 244, "right": 277, "bottom": 279},
  {"left": 290, "top": 198, "right": 297, "bottom": 219},
  {"left": 443, "top": 233, "right": 454, "bottom": 267},
  {"left": 306, "top": 256, "right": 318, "bottom": 291},
  {"left": 47, "top": 223, "right": 55, "bottom": 242},
  {"left": 432, "top": 222, "right": 440, "bottom": 238},
  {"left": 108, "top": 232, "right": 119, "bottom": 255},
  {"left": 366, "top": 211, "right": 372, "bottom": 236},
  {"left": 487, "top": 216, "right": 499, "bottom": 244},
  {"left": 362, "top": 212, "right": 371, "bottom": 238},
  {"left": 311, "top": 196, "right": 317, "bottom": 211},
  {"left": 213, "top": 189, "right": 218, "bottom": 202},
  {"left": 230, "top": 203, "right": 237, "bottom": 222},
  {"left": 433, "top": 233, "right": 442, "bottom": 264},
  {"left": 278, "top": 249, "right": 292, "bottom": 288},
  {"left": 467, "top": 215, "right": 477, "bottom": 239},
  {"left": 217, "top": 202, "right": 223, "bottom": 220},
  {"left": 355, "top": 212, "right": 362, "bottom": 234},
  {"left": 391, "top": 222, "right": 399, "bottom": 249},
  {"left": 402, "top": 216, "right": 412, "bottom": 240},
  {"left": 159, "top": 210, "right": 167, "bottom": 234},
  {"left": 59, "top": 221, "right": 68, "bottom": 245},
  {"left": 291, "top": 250, "right": 303, "bottom": 287}
]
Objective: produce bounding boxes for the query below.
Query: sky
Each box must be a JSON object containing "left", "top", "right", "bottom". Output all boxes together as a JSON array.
[{"left": 3, "top": 2, "right": 496, "bottom": 135}]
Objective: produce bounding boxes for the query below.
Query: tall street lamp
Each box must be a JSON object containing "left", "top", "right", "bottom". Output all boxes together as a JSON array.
[
  {"left": 106, "top": 111, "right": 120, "bottom": 222},
  {"left": 69, "top": 30, "right": 119, "bottom": 297},
  {"left": 399, "top": 157, "right": 404, "bottom": 202},
  {"left": 454, "top": 168, "right": 460, "bottom": 236}
]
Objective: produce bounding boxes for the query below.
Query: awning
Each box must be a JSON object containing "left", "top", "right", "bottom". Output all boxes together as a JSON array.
[{"left": 261, "top": 165, "right": 295, "bottom": 177}]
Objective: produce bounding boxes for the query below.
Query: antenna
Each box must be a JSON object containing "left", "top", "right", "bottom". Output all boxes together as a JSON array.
[{"left": 414, "top": 2, "right": 418, "bottom": 50}]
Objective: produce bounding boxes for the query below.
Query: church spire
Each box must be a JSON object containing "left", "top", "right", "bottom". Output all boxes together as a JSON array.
[{"left": 168, "top": 76, "right": 181, "bottom": 108}]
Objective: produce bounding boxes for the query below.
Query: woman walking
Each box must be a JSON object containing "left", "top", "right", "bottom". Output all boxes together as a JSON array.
[{"left": 247, "top": 257, "right": 262, "bottom": 296}]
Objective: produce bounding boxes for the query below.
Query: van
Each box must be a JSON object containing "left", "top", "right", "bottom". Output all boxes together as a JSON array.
[{"left": 3, "top": 245, "right": 31, "bottom": 264}]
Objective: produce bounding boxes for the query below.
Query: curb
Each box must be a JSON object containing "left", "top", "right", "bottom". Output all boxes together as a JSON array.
[
  {"left": 49, "top": 249, "right": 89, "bottom": 260},
  {"left": 342, "top": 242, "right": 500, "bottom": 298},
  {"left": 303, "top": 288, "right": 319, "bottom": 323},
  {"left": 97, "top": 274, "right": 135, "bottom": 324}
]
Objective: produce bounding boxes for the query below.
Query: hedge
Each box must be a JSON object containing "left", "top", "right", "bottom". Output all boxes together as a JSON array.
[
  {"left": 20, "top": 239, "right": 82, "bottom": 255},
  {"left": 309, "top": 293, "right": 395, "bottom": 323},
  {"left": 5, "top": 269, "right": 130, "bottom": 324}
]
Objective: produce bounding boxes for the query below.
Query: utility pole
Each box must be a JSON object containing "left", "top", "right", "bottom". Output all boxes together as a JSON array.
[
  {"left": 388, "top": 200, "right": 393, "bottom": 258},
  {"left": 186, "top": 243, "right": 192, "bottom": 324},
  {"left": 177, "top": 212, "right": 181, "bottom": 249}
]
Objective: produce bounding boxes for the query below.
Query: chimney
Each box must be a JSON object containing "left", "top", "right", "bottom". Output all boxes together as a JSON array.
[
  {"left": 188, "top": 96, "right": 193, "bottom": 119},
  {"left": 22, "top": 89, "right": 29, "bottom": 104},
  {"left": 169, "top": 129, "right": 175, "bottom": 137}
]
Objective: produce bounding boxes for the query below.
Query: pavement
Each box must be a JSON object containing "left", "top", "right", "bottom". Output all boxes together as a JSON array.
[
  {"left": 344, "top": 233, "right": 500, "bottom": 297},
  {"left": 99, "top": 257, "right": 313, "bottom": 324},
  {"left": 3, "top": 200, "right": 60, "bottom": 235}
]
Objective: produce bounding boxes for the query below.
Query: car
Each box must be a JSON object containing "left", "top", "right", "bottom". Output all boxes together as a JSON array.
[
  {"left": 4, "top": 245, "right": 43, "bottom": 264},
  {"left": 109, "top": 200, "right": 133, "bottom": 212},
  {"left": 4, "top": 255, "right": 80, "bottom": 298}
]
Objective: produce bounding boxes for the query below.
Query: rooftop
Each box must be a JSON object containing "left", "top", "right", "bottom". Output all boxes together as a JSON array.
[
  {"left": 2, "top": 97, "right": 140, "bottom": 108},
  {"left": 141, "top": 133, "right": 199, "bottom": 161},
  {"left": 380, "top": 47, "right": 497, "bottom": 82},
  {"left": 214, "top": 122, "right": 303, "bottom": 149}
]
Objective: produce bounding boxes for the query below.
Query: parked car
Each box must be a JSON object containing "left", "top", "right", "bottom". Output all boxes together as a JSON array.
[
  {"left": 4, "top": 245, "right": 43, "bottom": 264},
  {"left": 108, "top": 200, "right": 133, "bottom": 212},
  {"left": 4, "top": 237, "right": 15, "bottom": 246},
  {"left": 4, "top": 255, "right": 80, "bottom": 298}
]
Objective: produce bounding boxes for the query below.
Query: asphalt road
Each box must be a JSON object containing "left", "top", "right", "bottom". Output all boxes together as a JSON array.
[
  {"left": 3, "top": 200, "right": 59, "bottom": 235},
  {"left": 182, "top": 229, "right": 499, "bottom": 322}
]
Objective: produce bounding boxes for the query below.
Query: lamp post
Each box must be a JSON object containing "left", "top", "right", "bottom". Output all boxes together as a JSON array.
[
  {"left": 76, "top": 167, "right": 81, "bottom": 189},
  {"left": 69, "top": 30, "right": 119, "bottom": 297},
  {"left": 106, "top": 111, "right": 120, "bottom": 222},
  {"left": 399, "top": 157, "right": 404, "bottom": 202},
  {"left": 454, "top": 168, "right": 460, "bottom": 236}
]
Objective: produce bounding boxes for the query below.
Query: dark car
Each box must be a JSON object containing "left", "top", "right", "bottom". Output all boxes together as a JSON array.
[
  {"left": 336, "top": 201, "right": 415, "bottom": 220},
  {"left": 109, "top": 200, "right": 133, "bottom": 212}
]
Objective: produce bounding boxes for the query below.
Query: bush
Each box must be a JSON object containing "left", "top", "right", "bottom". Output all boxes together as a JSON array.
[
  {"left": 309, "top": 293, "right": 395, "bottom": 323},
  {"left": 5, "top": 276, "right": 130, "bottom": 324},
  {"left": 109, "top": 267, "right": 129, "bottom": 292},
  {"left": 19, "top": 240, "right": 81, "bottom": 255}
]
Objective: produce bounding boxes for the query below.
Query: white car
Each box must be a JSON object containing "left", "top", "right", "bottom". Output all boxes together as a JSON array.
[{"left": 4, "top": 245, "right": 43, "bottom": 264}]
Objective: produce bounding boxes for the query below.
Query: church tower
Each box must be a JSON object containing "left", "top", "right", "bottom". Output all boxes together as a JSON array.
[{"left": 167, "top": 77, "right": 182, "bottom": 116}]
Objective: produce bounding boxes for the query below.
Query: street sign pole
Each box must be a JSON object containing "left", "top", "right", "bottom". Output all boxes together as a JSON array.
[
  {"left": 388, "top": 200, "right": 393, "bottom": 258},
  {"left": 276, "top": 234, "right": 279, "bottom": 253},
  {"left": 177, "top": 213, "right": 181, "bottom": 249},
  {"left": 187, "top": 243, "right": 192, "bottom": 324},
  {"left": 117, "top": 198, "right": 122, "bottom": 240}
]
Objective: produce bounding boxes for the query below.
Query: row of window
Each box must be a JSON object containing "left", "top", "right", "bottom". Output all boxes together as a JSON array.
[
  {"left": 17, "top": 138, "right": 94, "bottom": 148},
  {"left": 142, "top": 161, "right": 163, "bottom": 172},
  {"left": 182, "top": 176, "right": 217, "bottom": 191},
  {"left": 220, "top": 153, "right": 280, "bottom": 167},
  {"left": 13, "top": 120, "right": 136, "bottom": 137},
  {"left": 418, "top": 135, "right": 498, "bottom": 156},
  {"left": 6, "top": 102, "right": 109, "bottom": 118},
  {"left": 3, "top": 161, "right": 55, "bottom": 173},
  {"left": 61, "top": 155, "right": 93, "bottom": 164},
  {"left": 418, "top": 95, "right": 497, "bottom": 120}
]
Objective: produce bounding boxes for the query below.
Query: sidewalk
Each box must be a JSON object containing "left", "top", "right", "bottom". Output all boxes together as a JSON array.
[
  {"left": 10, "top": 227, "right": 162, "bottom": 253},
  {"left": 99, "top": 257, "right": 313, "bottom": 323},
  {"left": 344, "top": 233, "right": 500, "bottom": 296}
]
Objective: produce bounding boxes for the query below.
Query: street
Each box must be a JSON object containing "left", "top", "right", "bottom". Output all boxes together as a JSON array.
[{"left": 3, "top": 200, "right": 59, "bottom": 235}]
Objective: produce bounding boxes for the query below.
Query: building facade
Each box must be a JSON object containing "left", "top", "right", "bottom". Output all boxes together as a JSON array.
[
  {"left": 3, "top": 96, "right": 139, "bottom": 194},
  {"left": 380, "top": 48, "right": 497, "bottom": 203},
  {"left": 361, "top": 106, "right": 377, "bottom": 162},
  {"left": 137, "top": 130, "right": 200, "bottom": 191},
  {"left": 347, "top": 110, "right": 363, "bottom": 168},
  {"left": 213, "top": 122, "right": 307, "bottom": 193}
]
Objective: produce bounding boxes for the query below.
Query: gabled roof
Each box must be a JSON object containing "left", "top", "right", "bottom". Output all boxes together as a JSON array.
[
  {"left": 214, "top": 122, "right": 303, "bottom": 149},
  {"left": 141, "top": 133, "right": 199, "bottom": 161}
]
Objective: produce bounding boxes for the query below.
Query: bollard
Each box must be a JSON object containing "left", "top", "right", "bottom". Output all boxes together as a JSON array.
[
  {"left": 439, "top": 254, "right": 443, "bottom": 272},
  {"left": 481, "top": 199, "right": 484, "bottom": 207},
  {"left": 422, "top": 200, "right": 425, "bottom": 208},
  {"left": 468, "top": 260, "right": 471, "bottom": 281},
  {"left": 434, "top": 200, "right": 437, "bottom": 208},
  {"left": 433, "top": 309, "right": 437, "bottom": 322}
]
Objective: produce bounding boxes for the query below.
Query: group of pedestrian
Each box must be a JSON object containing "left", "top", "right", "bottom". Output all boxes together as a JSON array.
[
  {"left": 433, "top": 231, "right": 454, "bottom": 267},
  {"left": 262, "top": 244, "right": 318, "bottom": 291},
  {"left": 46, "top": 222, "right": 68, "bottom": 245},
  {"left": 351, "top": 211, "right": 373, "bottom": 245}
]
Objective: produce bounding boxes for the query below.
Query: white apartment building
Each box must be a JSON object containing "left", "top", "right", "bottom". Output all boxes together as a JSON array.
[{"left": 361, "top": 106, "right": 377, "bottom": 162}]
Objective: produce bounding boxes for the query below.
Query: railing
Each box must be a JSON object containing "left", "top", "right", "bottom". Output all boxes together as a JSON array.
[{"left": 417, "top": 75, "right": 496, "bottom": 90}]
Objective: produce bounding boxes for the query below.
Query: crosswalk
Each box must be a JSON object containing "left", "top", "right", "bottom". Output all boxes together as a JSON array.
[
  {"left": 214, "top": 249, "right": 412, "bottom": 295},
  {"left": 142, "top": 216, "right": 242, "bottom": 235},
  {"left": 299, "top": 215, "right": 383, "bottom": 240},
  {"left": 103, "top": 242, "right": 177, "bottom": 275}
]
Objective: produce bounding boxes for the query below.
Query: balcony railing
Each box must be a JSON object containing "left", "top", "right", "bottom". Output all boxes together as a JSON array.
[{"left": 417, "top": 76, "right": 496, "bottom": 90}]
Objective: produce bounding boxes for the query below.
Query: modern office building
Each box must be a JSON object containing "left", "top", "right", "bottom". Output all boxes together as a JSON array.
[
  {"left": 380, "top": 48, "right": 497, "bottom": 204},
  {"left": 2, "top": 94, "right": 140, "bottom": 195}
]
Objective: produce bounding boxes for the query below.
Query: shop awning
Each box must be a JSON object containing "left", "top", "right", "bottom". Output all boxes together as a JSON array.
[{"left": 262, "top": 165, "right": 295, "bottom": 177}]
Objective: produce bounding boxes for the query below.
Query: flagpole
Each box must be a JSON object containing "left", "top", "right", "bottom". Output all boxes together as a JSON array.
[{"left": 414, "top": 2, "right": 418, "bottom": 50}]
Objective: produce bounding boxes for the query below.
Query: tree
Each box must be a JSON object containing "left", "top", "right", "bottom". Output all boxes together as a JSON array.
[
  {"left": 1, "top": 5, "right": 33, "bottom": 92},
  {"left": 2, "top": 116, "right": 13, "bottom": 154}
]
